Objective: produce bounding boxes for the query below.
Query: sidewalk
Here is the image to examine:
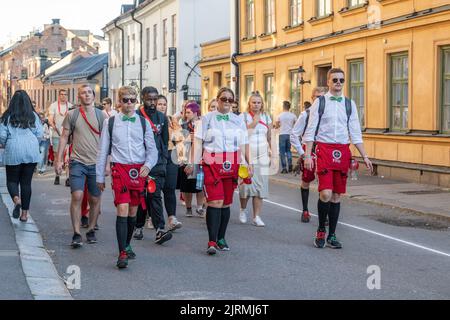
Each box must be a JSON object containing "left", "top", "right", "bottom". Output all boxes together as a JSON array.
[{"left": 269, "top": 170, "right": 450, "bottom": 219}]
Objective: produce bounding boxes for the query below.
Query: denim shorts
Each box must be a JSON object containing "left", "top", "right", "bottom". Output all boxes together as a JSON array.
[{"left": 69, "top": 160, "right": 101, "bottom": 197}]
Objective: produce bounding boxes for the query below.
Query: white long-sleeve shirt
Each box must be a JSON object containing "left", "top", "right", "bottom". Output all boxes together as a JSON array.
[
  {"left": 303, "top": 92, "right": 363, "bottom": 145},
  {"left": 290, "top": 111, "right": 308, "bottom": 156},
  {"left": 96, "top": 112, "right": 158, "bottom": 183}
]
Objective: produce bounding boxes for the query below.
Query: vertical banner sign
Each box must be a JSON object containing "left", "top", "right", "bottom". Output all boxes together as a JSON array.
[{"left": 169, "top": 47, "right": 177, "bottom": 93}]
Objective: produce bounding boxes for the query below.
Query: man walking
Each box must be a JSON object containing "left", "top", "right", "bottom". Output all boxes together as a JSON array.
[
  {"left": 303, "top": 69, "right": 373, "bottom": 249},
  {"left": 290, "top": 88, "right": 326, "bottom": 223},
  {"left": 97, "top": 86, "right": 157, "bottom": 269},
  {"left": 134, "top": 86, "right": 172, "bottom": 245},
  {"left": 49, "top": 89, "right": 73, "bottom": 185},
  {"left": 55, "top": 85, "right": 105, "bottom": 248},
  {"left": 275, "top": 101, "right": 297, "bottom": 173}
]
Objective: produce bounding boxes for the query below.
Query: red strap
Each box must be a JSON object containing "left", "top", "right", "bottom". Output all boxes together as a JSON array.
[
  {"left": 58, "top": 100, "right": 68, "bottom": 117},
  {"left": 250, "top": 112, "right": 269, "bottom": 130},
  {"left": 140, "top": 107, "right": 158, "bottom": 133},
  {"left": 79, "top": 108, "right": 100, "bottom": 135}
]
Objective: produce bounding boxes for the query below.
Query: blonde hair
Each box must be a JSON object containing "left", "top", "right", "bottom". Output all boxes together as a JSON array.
[
  {"left": 118, "top": 86, "right": 138, "bottom": 99},
  {"left": 246, "top": 91, "right": 265, "bottom": 114},
  {"left": 216, "top": 87, "right": 235, "bottom": 100},
  {"left": 208, "top": 99, "right": 218, "bottom": 111}
]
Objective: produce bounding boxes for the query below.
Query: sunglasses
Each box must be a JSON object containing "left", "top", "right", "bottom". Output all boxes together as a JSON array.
[
  {"left": 122, "top": 98, "right": 137, "bottom": 104},
  {"left": 219, "top": 97, "right": 235, "bottom": 103},
  {"left": 332, "top": 78, "right": 345, "bottom": 84}
]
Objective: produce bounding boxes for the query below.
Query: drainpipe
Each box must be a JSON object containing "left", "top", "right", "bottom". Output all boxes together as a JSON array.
[
  {"left": 131, "top": 10, "right": 143, "bottom": 91},
  {"left": 230, "top": 0, "right": 240, "bottom": 101},
  {"left": 114, "top": 19, "right": 125, "bottom": 86}
]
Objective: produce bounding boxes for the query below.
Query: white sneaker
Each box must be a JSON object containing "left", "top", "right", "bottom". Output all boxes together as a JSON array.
[
  {"left": 169, "top": 217, "right": 183, "bottom": 231},
  {"left": 146, "top": 219, "right": 154, "bottom": 230},
  {"left": 239, "top": 209, "right": 248, "bottom": 224},
  {"left": 253, "top": 216, "right": 265, "bottom": 227},
  {"left": 196, "top": 207, "right": 206, "bottom": 218}
]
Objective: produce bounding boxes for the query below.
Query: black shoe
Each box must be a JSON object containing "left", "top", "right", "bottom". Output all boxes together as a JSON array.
[
  {"left": 117, "top": 251, "right": 128, "bottom": 269},
  {"left": 281, "top": 169, "right": 288, "bottom": 174},
  {"left": 12, "top": 203, "right": 21, "bottom": 219},
  {"left": 155, "top": 230, "right": 172, "bottom": 245},
  {"left": 94, "top": 223, "right": 100, "bottom": 231},
  {"left": 71, "top": 233, "right": 83, "bottom": 249},
  {"left": 314, "top": 230, "right": 326, "bottom": 249},
  {"left": 54, "top": 176, "right": 60, "bottom": 185},
  {"left": 217, "top": 239, "right": 230, "bottom": 251},
  {"left": 133, "top": 228, "right": 144, "bottom": 240},
  {"left": 327, "top": 234, "right": 343, "bottom": 249},
  {"left": 81, "top": 216, "right": 89, "bottom": 228},
  {"left": 65, "top": 179, "right": 70, "bottom": 187},
  {"left": 86, "top": 230, "right": 97, "bottom": 244}
]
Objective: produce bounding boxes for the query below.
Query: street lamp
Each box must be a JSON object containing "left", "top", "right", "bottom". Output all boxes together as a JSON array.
[
  {"left": 297, "top": 66, "right": 311, "bottom": 86},
  {"left": 183, "top": 61, "right": 200, "bottom": 101}
]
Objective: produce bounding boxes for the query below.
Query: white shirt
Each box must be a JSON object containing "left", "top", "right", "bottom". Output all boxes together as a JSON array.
[
  {"left": 96, "top": 112, "right": 158, "bottom": 183},
  {"left": 303, "top": 92, "right": 363, "bottom": 145},
  {"left": 277, "top": 111, "right": 297, "bottom": 135},
  {"left": 102, "top": 109, "right": 118, "bottom": 119},
  {"left": 195, "top": 111, "right": 248, "bottom": 153},
  {"left": 240, "top": 112, "right": 272, "bottom": 148},
  {"left": 49, "top": 101, "right": 73, "bottom": 135},
  {"left": 290, "top": 111, "right": 308, "bottom": 156}
]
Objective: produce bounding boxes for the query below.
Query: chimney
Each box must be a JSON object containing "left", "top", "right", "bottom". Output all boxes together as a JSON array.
[{"left": 52, "top": 19, "right": 60, "bottom": 25}]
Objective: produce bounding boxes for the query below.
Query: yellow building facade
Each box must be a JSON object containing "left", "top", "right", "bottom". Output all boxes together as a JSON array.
[{"left": 200, "top": 0, "right": 450, "bottom": 187}]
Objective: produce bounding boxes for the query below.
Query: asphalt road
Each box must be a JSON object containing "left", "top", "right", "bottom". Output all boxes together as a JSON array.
[{"left": 29, "top": 172, "right": 450, "bottom": 300}]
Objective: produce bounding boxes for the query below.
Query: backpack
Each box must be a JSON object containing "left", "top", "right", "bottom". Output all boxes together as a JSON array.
[
  {"left": 302, "top": 96, "right": 352, "bottom": 140},
  {"left": 108, "top": 115, "right": 147, "bottom": 155},
  {"left": 68, "top": 108, "right": 104, "bottom": 144}
]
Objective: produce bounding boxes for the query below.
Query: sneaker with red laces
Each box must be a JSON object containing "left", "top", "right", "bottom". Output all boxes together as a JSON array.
[
  {"left": 301, "top": 211, "right": 311, "bottom": 223},
  {"left": 207, "top": 242, "right": 218, "bottom": 255},
  {"left": 314, "top": 230, "right": 327, "bottom": 249},
  {"left": 116, "top": 251, "right": 128, "bottom": 269}
]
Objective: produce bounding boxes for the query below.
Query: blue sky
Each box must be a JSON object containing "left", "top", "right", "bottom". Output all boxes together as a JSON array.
[{"left": 0, "top": 0, "right": 131, "bottom": 47}]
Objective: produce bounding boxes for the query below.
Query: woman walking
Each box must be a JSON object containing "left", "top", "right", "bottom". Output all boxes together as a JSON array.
[
  {"left": 0, "top": 90, "right": 43, "bottom": 222},
  {"left": 239, "top": 92, "right": 273, "bottom": 227},
  {"left": 37, "top": 112, "right": 51, "bottom": 175},
  {"left": 187, "top": 87, "right": 252, "bottom": 254}
]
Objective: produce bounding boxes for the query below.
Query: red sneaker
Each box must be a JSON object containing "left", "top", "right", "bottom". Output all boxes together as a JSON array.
[
  {"left": 301, "top": 211, "right": 311, "bottom": 223},
  {"left": 116, "top": 251, "right": 128, "bottom": 269},
  {"left": 314, "top": 230, "right": 327, "bottom": 249},
  {"left": 207, "top": 242, "right": 218, "bottom": 255}
]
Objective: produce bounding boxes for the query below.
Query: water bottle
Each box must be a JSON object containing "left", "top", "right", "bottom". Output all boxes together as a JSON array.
[
  {"left": 196, "top": 166, "right": 204, "bottom": 190},
  {"left": 351, "top": 169, "right": 358, "bottom": 181},
  {"left": 350, "top": 158, "right": 359, "bottom": 181}
]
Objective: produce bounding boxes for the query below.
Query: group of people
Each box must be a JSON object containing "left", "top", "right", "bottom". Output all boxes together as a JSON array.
[{"left": 0, "top": 67, "right": 373, "bottom": 269}]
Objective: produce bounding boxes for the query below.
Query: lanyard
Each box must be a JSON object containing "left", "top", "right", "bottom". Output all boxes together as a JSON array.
[
  {"left": 79, "top": 108, "right": 100, "bottom": 135},
  {"left": 58, "top": 101, "right": 68, "bottom": 117},
  {"left": 250, "top": 112, "right": 269, "bottom": 130},
  {"left": 140, "top": 107, "right": 158, "bottom": 133}
]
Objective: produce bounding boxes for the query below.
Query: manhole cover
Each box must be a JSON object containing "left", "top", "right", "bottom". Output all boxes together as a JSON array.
[{"left": 399, "top": 190, "right": 448, "bottom": 195}]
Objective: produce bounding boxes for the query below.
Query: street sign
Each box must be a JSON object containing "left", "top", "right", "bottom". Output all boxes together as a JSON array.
[{"left": 169, "top": 47, "right": 177, "bottom": 93}]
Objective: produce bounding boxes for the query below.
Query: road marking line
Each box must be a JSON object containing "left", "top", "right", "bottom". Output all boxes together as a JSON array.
[{"left": 263, "top": 199, "right": 450, "bottom": 258}]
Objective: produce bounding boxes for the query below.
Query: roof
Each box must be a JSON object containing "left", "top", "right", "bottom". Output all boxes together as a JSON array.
[
  {"left": 69, "top": 30, "right": 90, "bottom": 37},
  {"left": 0, "top": 42, "right": 20, "bottom": 57},
  {"left": 44, "top": 53, "right": 108, "bottom": 83}
]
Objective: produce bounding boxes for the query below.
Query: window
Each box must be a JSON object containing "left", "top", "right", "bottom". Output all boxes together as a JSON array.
[
  {"left": 163, "top": 19, "right": 168, "bottom": 56},
  {"left": 290, "top": 70, "right": 301, "bottom": 115},
  {"left": 153, "top": 24, "right": 158, "bottom": 60},
  {"left": 317, "top": 0, "right": 331, "bottom": 17},
  {"left": 390, "top": 53, "right": 409, "bottom": 131},
  {"left": 290, "top": 0, "right": 302, "bottom": 27},
  {"left": 127, "top": 35, "right": 130, "bottom": 65},
  {"left": 264, "top": 0, "right": 276, "bottom": 34},
  {"left": 349, "top": 59, "right": 365, "bottom": 127},
  {"left": 264, "top": 74, "right": 274, "bottom": 115},
  {"left": 131, "top": 34, "right": 136, "bottom": 65},
  {"left": 171, "top": 14, "right": 177, "bottom": 47},
  {"left": 39, "top": 48, "right": 48, "bottom": 57},
  {"left": 441, "top": 47, "right": 450, "bottom": 133},
  {"left": 245, "top": 75, "right": 255, "bottom": 102},
  {"left": 146, "top": 28, "right": 150, "bottom": 61},
  {"left": 348, "top": 0, "right": 366, "bottom": 8},
  {"left": 246, "top": 0, "right": 255, "bottom": 38}
]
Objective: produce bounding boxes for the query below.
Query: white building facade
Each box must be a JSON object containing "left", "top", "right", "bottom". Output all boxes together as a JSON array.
[{"left": 104, "top": 0, "right": 230, "bottom": 114}]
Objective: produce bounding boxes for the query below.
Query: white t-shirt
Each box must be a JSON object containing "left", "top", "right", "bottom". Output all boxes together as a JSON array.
[
  {"left": 195, "top": 111, "right": 248, "bottom": 153},
  {"left": 277, "top": 111, "right": 297, "bottom": 135},
  {"left": 49, "top": 101, "right": 73, "bottom": 136},
  {"left": 102, "top": 109, "right": 118, "bottom": 119}
]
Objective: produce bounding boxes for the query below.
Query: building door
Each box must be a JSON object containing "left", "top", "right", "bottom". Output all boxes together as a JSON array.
[{"left": 317, "top": 65, "right": 332, "bottom": 87}]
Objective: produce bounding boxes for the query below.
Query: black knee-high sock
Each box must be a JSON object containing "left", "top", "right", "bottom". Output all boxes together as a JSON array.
[
  {"left": 126, "top": 216, "right": 137, "bottom": 247},
  {"left": 301, "top": 188, "right": 309, "bottom": 211},
  {"left": 328, "top": 202, "right": 341, "bottom": 236},
  {"left": 218, "top": 207, "right": 231, "bottom": 241},
  {"left": 206, "top": 207, "right": 221, "bottom": 242},
  {"left": 317, "top": 200, "right": 331, "bottom": 231},
  {"left": 116, "top": 217, "right": 128, "bottom": 253}
]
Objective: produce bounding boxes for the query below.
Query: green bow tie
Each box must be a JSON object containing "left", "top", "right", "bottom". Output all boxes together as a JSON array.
[
  {"left": 122, "top": 115, "right": 136, "bottom": 123},
  {"left": 330, "top": 96, "right": 343, "bottom": 103},
  {"left": 216, "top": 114, "right": 230, "bottom": 122}
]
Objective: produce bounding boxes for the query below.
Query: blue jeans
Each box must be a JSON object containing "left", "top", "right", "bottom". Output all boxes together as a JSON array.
[
  {"left": 38, "top": 139, "right": 50, "bottom": 173},
  {"left": 69, "top": 160, "right": 101, "bottom": 197},
  {"left": 279, "top": 134, "right": 293, "bottom": 170}
]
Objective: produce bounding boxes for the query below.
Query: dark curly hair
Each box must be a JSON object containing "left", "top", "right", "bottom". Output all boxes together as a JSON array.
[{"left": 1, "top": 90, "right": 37, "bottom": 129}]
